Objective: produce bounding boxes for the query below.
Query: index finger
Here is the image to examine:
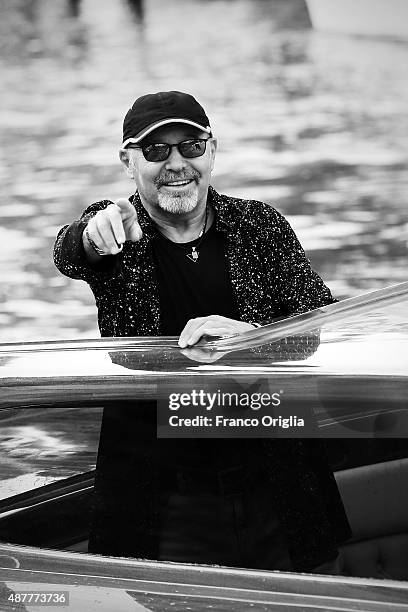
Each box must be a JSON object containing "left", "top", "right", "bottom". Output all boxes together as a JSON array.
[
  {"left": 106, "top": 204, "right": 126, "bottom": 246},
  {"left": 115, "top": 197, "right": 138, "bottom": 222}
]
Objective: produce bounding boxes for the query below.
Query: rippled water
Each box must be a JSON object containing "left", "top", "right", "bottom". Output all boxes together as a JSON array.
[
  {"left": 0, "top": 407, "right": 102, "bottom": 499},
  {"left": 0, "top": 0, "right": 407, "bottom": 342}
]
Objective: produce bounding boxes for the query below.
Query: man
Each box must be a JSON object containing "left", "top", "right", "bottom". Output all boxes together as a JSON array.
[{"left": 54, "top": 91, "right": 351, "bottom": 573}]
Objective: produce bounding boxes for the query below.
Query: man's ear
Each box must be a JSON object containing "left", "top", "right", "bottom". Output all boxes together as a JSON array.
[
  {"left": 119, "top": 148, "right": 133, "bottom": 178},
  {"left": 209, "top": 137, "right": 217, "bottom": 172}
]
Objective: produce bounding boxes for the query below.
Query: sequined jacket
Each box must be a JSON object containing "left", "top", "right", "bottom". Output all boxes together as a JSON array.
[
  {"left": 54, "top": 186, "right": 351, "bottom": 571},
  {"left": 54, "top": 185, "right": 335, "bottom": 335}
]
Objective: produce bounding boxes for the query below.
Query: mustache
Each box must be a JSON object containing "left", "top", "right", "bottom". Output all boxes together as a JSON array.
[{"left": 155, "top": 170, "right": 201, "bottom": 187}]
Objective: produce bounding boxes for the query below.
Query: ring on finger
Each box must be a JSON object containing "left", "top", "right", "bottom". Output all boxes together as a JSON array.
[{"left": 85, "top": 226, "right": 107, "bottom": 256}]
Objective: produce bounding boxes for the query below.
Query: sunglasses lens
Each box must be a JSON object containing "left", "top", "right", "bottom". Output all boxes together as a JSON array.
[
  {"left": 143, "top": 143, "right": 170, "bottom": 162},
  {"left": 179, "top": 139, "right": 207, "bottom": 158}
]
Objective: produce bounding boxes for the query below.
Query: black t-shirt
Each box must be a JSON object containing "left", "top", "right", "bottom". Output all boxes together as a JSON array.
[
  {"left": 151, "top": 221, "right": 242, "bottom": 470},
  {"left": 151, "top": 221, "right": 239, "bottom": 335}
]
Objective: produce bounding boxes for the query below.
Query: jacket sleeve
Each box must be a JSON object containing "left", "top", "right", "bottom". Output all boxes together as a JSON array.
[
  {"left": 53, "top": 200, "right": 123, "bottom": 284},
  {"left": 267, "top": 209, "right": 337, "bottom": 318}
]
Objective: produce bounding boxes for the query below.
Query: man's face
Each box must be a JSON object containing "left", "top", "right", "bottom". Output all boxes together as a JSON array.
[{"left": 120, "top": 124, "right": 217, "bottom": 215}]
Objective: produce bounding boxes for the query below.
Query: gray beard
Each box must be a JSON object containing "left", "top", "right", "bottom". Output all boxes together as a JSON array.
[{"left": 157, "top": 184, "right": 199, "bottom": 214}]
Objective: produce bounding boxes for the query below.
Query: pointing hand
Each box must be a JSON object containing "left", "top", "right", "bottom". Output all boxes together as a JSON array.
[{"left": 83, "top": 198, "right": 143, "bottom": 258}]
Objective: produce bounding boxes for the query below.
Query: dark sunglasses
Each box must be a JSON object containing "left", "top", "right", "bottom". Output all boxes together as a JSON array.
[{"left": 128, "top": 138, "right": 211, "bottom": 162}]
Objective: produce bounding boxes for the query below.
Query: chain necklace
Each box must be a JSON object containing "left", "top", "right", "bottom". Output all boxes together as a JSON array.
[{"left": 157, "top": 205, "right": 208, "bottom": 263}]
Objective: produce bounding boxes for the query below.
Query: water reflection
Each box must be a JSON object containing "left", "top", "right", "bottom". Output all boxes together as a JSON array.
[
  {"left": 0, "top": 408, "right": 102, "bottom": 498},
  {"left": 125, "top": 0, "right": 144, "bottom": 23},
  {"left": 0, "top": 0, "right": 407, "bottom": 341},
  {"left": 67, "top": 0, "right": 81, "bottom": 19}
]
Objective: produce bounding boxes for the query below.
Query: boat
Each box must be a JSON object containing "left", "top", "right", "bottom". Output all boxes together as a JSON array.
[
  {"left": 1, "top": 282, "right": 408, "bottom": 608},
  {"left": 305, "top": 0, "right": 408, "bottom": 39}
]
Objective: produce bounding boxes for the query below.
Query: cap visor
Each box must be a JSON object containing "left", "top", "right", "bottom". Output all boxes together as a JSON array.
[{"left": 123, "top": 118, "right": 211, "bottom": 147}]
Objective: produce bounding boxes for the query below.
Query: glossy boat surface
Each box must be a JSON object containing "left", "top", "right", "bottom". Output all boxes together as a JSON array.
[
  {"left": 0, "top": 283, "right": 407, "bottom": 440},
  {"left": 1, "top": 542, "right": 408, "bottom": 611},
  {"left": 1, "top": 283, "right": 408, "bottom": 609}
]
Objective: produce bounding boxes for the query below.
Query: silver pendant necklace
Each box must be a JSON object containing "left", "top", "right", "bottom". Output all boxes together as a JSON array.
[{"left": 186, "top": 246, "right": 199, "bottom": 263}]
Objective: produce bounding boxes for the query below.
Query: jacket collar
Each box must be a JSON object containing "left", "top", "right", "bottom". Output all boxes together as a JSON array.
[{"left": 208, "top": 185, "right": 235, "bottom": 233}]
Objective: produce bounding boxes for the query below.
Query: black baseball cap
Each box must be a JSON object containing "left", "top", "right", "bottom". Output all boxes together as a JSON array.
[{"left": 122, "top": 91, "right": 212, "bottom": 148}]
